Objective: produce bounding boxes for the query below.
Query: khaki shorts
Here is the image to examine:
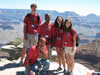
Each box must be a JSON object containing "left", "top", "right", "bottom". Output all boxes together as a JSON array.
[
  {"left": 64, "top": 47, "right": 76, "bottom": 55},
  {"left": 23, "top": 34, "right": 38, "bottom": 48}
]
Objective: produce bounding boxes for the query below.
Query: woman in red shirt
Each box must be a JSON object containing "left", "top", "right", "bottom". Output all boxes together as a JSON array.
[
  {"left": 63, "top": 19, "right": 77, "bottom": 75},
  {"left": 51, "top": 16, "right": 66, "bottom": 72}
]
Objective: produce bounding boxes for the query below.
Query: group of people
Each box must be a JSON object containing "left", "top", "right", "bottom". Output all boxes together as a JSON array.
[{"left": 20, "top": 3, "right": 78, "bottom": 75}]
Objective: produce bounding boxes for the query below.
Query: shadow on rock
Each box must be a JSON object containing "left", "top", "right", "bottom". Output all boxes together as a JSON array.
[
  {"left": 16, "top": 71, "right": 24, "bottom": 75},
  {"left": 0, "top": 63, "right": 20, "bottom": 71},
  {"left": 16, "top": 70, "right": 68, "bottom": 75}
]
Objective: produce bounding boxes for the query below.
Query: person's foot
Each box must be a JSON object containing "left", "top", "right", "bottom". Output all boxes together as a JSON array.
[
  {"left": 57, "top": 66, "right": 62, "bottom": 71},
  {"left": 68, "top": 71, "right": 74, "bottom": 75},
  {"left": 63, "top": 69, "right": 67, "bottom": 73}
]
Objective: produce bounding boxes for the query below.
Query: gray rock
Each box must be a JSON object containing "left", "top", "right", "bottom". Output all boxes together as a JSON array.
[
  {"left": 1, "top": 45, "right": 22, "bottom": 60},
  {"left": 0, "top": 58, "right": 90, "bottom": 75}
]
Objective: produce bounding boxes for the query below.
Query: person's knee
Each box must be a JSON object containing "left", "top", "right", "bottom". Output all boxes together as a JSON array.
[
  {"left": 42, "top": 60, "right": 50, "bottom": 71},
  {"left": 61, "top": 55, "right": 65, "bottom": 61},
  {"left": 57, "top": 51, "right": 61, "bottom": 57},
  {"left": 66, "top": 54, "right": 70, "bottom": 59},
  {"left": 61, "top": 52, "right": 65, "bottom": 57},
  {"left": 37, "top": 58, "right": 42, "bottom": 62},
  {"left": 44, "top": 60, "right": 50, "bottom": 69},
  {"left": 69, "top": 55, "right": 74, "bottom": 61},
  {"left": 45, "top": 60, "right": 50, "bottom": 66}
]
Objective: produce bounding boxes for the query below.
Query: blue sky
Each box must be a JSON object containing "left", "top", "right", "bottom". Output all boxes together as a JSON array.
[{"left": 0, "top": 0, "right": 100, "bottom": 15}]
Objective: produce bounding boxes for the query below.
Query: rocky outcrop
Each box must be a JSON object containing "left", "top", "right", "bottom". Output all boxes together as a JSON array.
[
  {"left": 1, "top": 45, "right": 22, "bottom": 60},
  {"left": 0, "top": 58, "right": 90, "bottom": 75}
]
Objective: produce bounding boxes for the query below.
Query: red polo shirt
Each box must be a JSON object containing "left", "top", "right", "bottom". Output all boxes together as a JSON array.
[
  {"left": 51, "top": 26, "right": 63, "bottom": 47},
  {"left": 24, "top": 45, "right": 48, "bottom": 66},
  {"left": 38, "top": 22, "right": 54, "bottom": 45},
  {"left": 24, "top": 14, "right": 41, "bottom": 34},
  {"left": 63, "top": 29, "right": 77, "bottom": 47}
]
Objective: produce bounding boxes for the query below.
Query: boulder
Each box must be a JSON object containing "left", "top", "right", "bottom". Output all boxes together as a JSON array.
[{"left": 1, "top": 45, "right": 22, "bottom": 60}]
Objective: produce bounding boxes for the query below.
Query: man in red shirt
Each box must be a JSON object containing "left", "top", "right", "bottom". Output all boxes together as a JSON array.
[
  {"left": 38, "top": 14, "right": 53, "bottom": 60},
  {"left": 24, "top": 37, "right": 50, "bottom": 75},
  {"left": 20, "top": 3, "right": 41, "bottom": 65}
]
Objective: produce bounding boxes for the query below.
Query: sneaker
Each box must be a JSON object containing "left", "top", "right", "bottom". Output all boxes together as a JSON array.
[
  {"left": 57, "top": 67, "right": 62, "bottom": 71},
  {"left": 63, "top": 69, "right": 67, "bottom": 73},
  {"left": 68, "top": 72, "right": 73, "bottom": 75}
]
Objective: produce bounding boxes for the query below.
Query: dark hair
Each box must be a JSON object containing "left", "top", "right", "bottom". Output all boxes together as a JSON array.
[
  {"left": 30, "top": 3, "right": 37, "bottom": 8},
  {"left": 45, "top": 13, "right": 51, "bottom": 17},
  {"left": 38, "top": 37, "right": 46, "bottom": 44},
  {"left": 36, "top": 37, "right": 46, "bottom": 48},
  {"left": 54, "top": 16, "right": 64, "bottom": 29},
  {"left": 63, "top": 19, "right": 73, "bottom": 34}
]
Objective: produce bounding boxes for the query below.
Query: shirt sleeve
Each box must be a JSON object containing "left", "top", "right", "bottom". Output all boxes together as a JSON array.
[
  {"left": 24, "top": 15, "right": 27, "bottom": 24},
  {"left": 49, "top": 25, "right": 53, "bottom": 39},
  {"left": 73, "top": 29, "right": 77, "bottom": 39},
  {"left": 38, "top": 25, "right": 42, "bottom": 34},
  {"left": 26, "top": 48, "right": 33, "bottom": 59},
  {"left": 39, "top": 16, "right": 42, "bottom": 24}
]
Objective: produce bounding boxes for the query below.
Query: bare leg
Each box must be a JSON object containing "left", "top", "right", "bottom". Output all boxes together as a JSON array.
[
  {"left": 70, "top": 55, "right": 75, "bottom": 72},
  {"left": 56, "top": 47, "right": 62, "bottom": 67},
  {"left": 60, "top": 48, "right": 66, "bottom": 69},
  {"left": 21, "top": 47, "right": 27, "bottom": 60},
  {"left": 47, "top": 45, "right": 52, "bottom": 60},
  {"left": 65, "top": 54, "right": 71, "bottom": 72}
]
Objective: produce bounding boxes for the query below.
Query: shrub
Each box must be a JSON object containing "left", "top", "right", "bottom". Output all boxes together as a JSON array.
[{"left": 11, "top": 37, "right": 23, "bottom": 47}]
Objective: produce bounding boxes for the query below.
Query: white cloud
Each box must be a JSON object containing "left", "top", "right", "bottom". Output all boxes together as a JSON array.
[
  {"left": 74, "top": 10, "right": 100, "bottom": 16},
  {"left": 38, "top": 7, "right": 100, "bottom": 16}
]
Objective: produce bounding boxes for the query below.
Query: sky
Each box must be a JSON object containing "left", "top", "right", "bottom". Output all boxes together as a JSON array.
[{"left": 0, "top": 0, "right": 100, "bottom": 16}]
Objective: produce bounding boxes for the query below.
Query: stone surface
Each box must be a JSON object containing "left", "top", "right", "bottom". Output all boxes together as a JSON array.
[
  {"left": 0, "top": 58, "right": 90, "bottom": 75},
  {"left": 1, "top": 45, "right": 22, "bottom": 60}
]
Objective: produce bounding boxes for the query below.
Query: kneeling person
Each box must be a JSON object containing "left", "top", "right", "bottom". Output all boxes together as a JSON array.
[{"left": 24, "top": 37, "right": 50, "bottom": 75}]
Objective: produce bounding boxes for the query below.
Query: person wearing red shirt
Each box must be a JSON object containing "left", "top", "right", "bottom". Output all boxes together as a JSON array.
[
  {"left": 38, "top": 14, "right": 53, "bottom": 60},
  {"left": 63, "top": 19, "right": 77, "bottom": 75},
  {"left": 24, "top": 37, "right": 50, "bottom": 75},
  {"left": 20, "top": 3, "right": 41, "bottom": 65},
  {"left": 51, "top": 16, "right": 66, "bottom": 72}
]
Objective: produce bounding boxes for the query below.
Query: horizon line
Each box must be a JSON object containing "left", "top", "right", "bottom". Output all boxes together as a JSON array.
[{"left": 0, "top": 8, "right": 99, "bottom": 16}]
